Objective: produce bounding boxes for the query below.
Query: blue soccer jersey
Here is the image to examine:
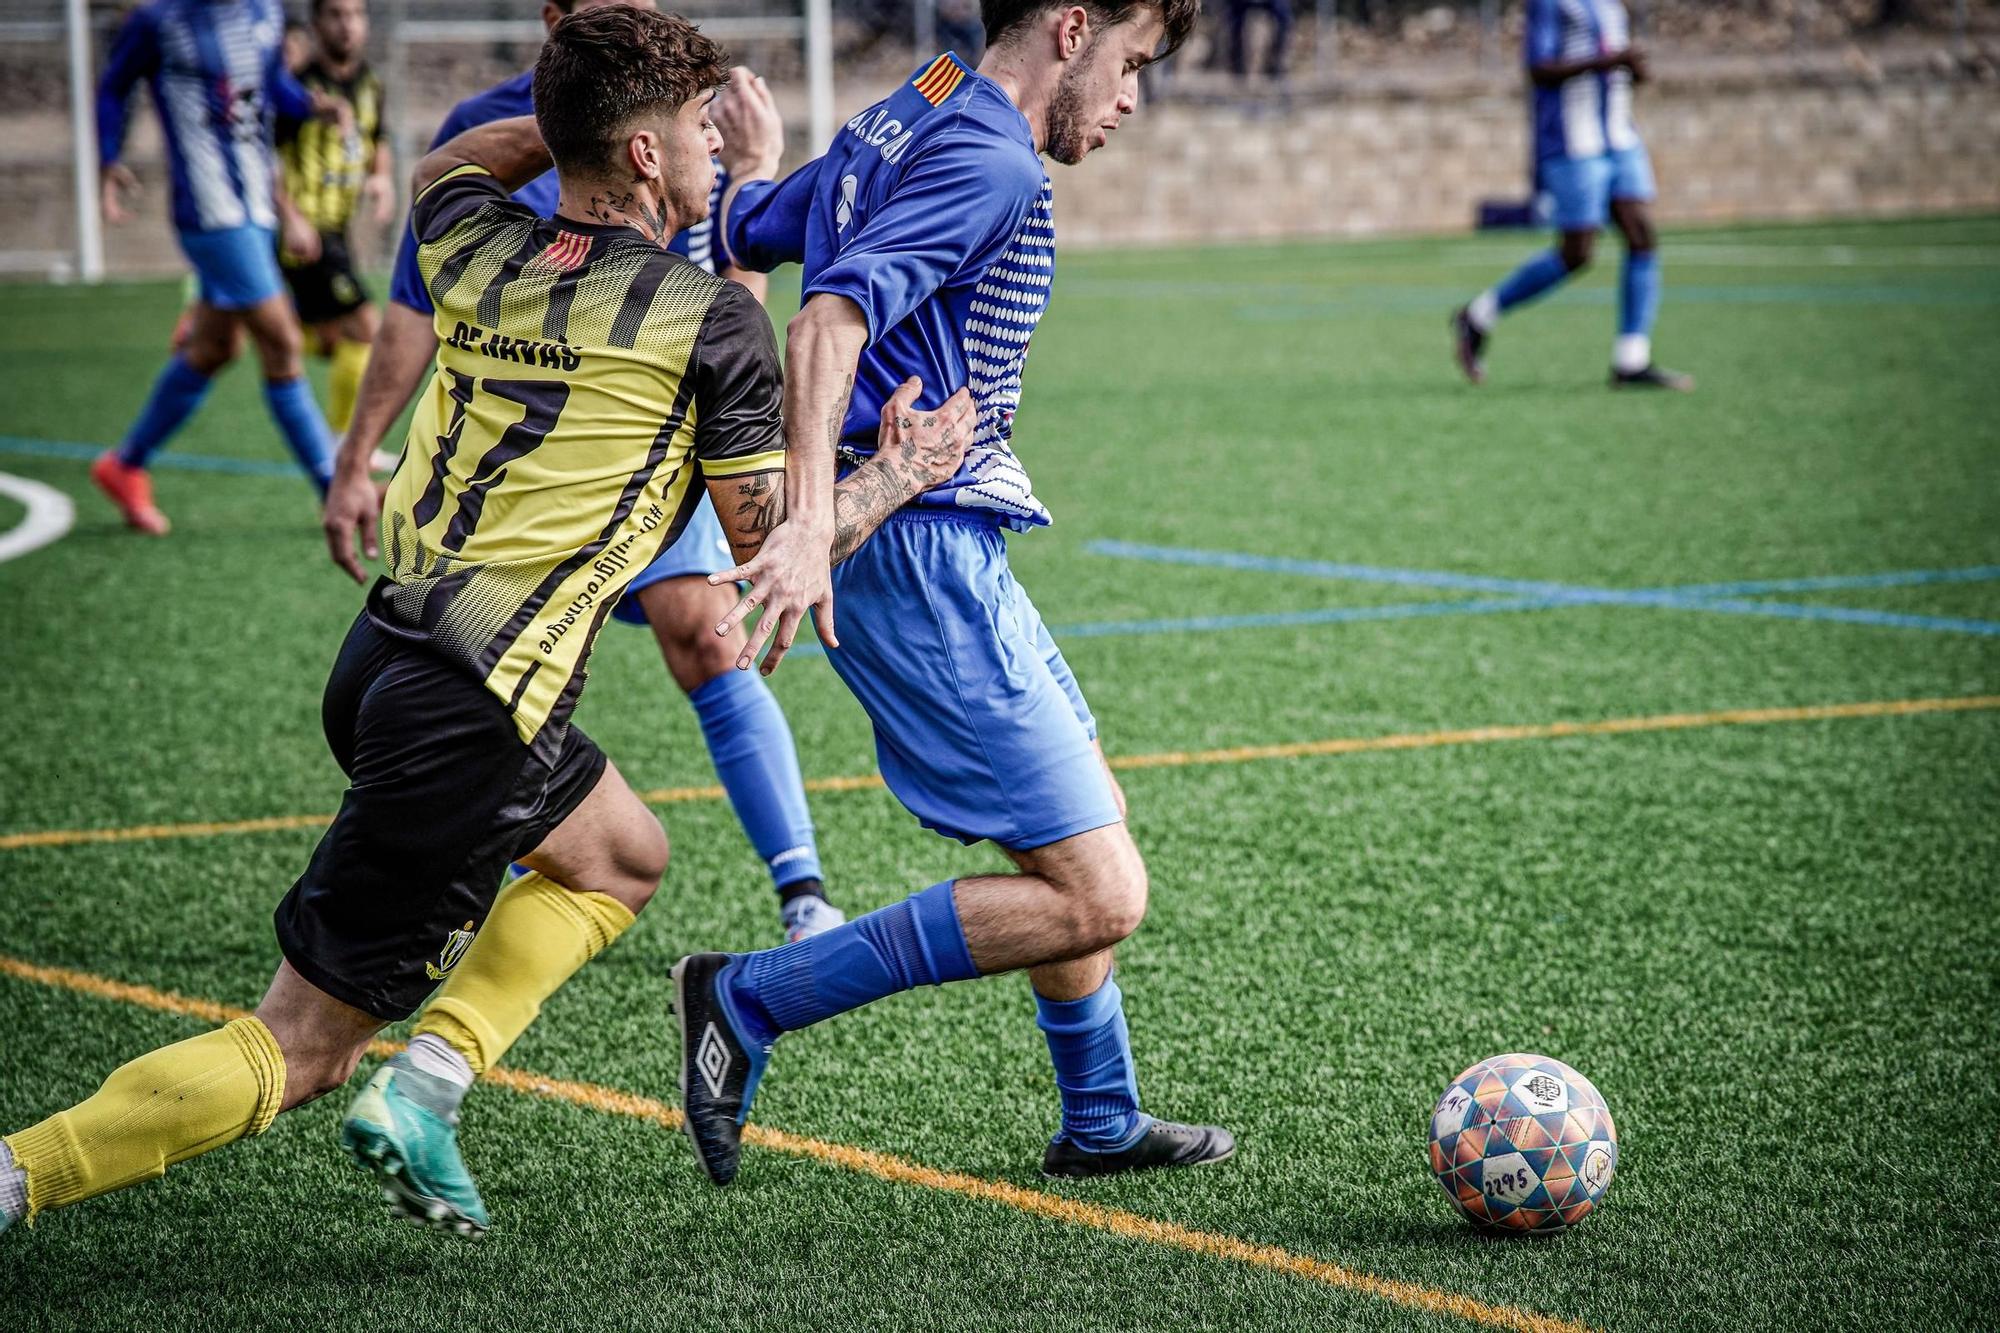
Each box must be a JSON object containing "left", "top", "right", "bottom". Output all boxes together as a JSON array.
[
  {"left": 389, "top": 71, "right": 729, "bottom": 312},
  {"left": 96, "top": 0, "right": 313, "bottom": 234},
  {"left": 1526, "top": 0, "right": 1640, "bottom": 162},
  {"left": 722, "top": 53, "right": 1056, "bottom": 530}
]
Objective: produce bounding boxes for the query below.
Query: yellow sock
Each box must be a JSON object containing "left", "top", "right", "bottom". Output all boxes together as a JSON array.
[
  {"left": 414, "top": 873, "right": 635, "bottom": 1075},
  {"left": 2, "top": 1017, "right": 284, "bottom": 1220},
  {"left": 327, "top": 338, "right": 372, "bottom": 435}
]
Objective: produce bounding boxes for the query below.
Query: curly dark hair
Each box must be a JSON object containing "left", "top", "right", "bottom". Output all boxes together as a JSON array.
[
  {"left": 533, "top": 7, "right": 728, "bottom": 175},
  {"left": 981, "top": 0, "right": 1202, "bottom": 58}
]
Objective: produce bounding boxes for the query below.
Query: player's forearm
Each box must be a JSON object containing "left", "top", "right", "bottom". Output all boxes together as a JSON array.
[
  {"left": 707, "top": 471, "right": 785, "bottom": 568},
  {"left": 412, "top": 115, "right": 551, "bottom": 199},
  {"left": 1529, "top": 55, "right": 1621, "bottom": 86},
  {"left": 779, "top": 294, "right": 869, "bottom": 535},
  {"left": 829, "top": 452, "right": 925, "bottom": 565},
  {"left": 708, "top": 452, "right": 942, "bottom": 569},
  {"left": 334, "top": 302, "right": 438, "bottom": 478},
  {"left": 95, "top": 91, "right": 131, "bottom": 168}
]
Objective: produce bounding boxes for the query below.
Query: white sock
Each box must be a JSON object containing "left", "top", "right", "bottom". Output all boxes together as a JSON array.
[
  {"left": 0, "top": 1140, "right": 26, "bottom": 1223},
  {"left": 404, "top": 1032, "right": 475, "bottom": 1090},
  {"left": 1613, "top": 333, "right": 1652, "bottom": 373},
  {"left": 1467, "top": 290, "right": 1500, "bottom": 334}
]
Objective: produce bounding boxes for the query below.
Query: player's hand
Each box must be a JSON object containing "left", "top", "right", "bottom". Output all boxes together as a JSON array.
[
  {"left": 713, "top": 66, "right": 784, "bottom": 182},
  {"left": 100, "top": 163, "right": 139, "bottom": 225},
  {"left": 281, "top": 212, "right": 321, "bottom": 263},
  {"left": 709, "top": 518, "right": 835, "bottom": 677},
  {"left": 322, "top": 464, "right": 383, "bottom": 585},
  {"left": 875, "top": 378, "right": 977, "bottom": 494},
  {"left": 363, "top": 171, "right": 395, "bottom": 224}
]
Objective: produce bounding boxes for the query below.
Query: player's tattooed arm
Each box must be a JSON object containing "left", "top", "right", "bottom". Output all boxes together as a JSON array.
[
  {"left": 708, "top": 294, "right": 867, "bottom": 674},
  {"left": 829, "top": 379, "right": 976, "bottom": 564},
  {"left": 716, "top": 472, "right": 787, "bottom": 566},
  {"left": 713, "top": 385, "right": 972, "bottom": 569}
]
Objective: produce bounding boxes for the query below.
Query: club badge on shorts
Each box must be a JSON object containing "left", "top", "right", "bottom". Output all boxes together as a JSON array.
[{"left": 426, "top": 920, "right": 476, "bottom": 980}]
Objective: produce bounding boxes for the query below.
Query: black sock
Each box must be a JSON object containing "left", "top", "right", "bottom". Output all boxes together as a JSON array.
[{"left": 778, "top": 877, "right": 826, "bottom": 908}]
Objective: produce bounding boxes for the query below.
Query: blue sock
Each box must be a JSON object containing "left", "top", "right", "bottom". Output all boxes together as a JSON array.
[
  {"left": 262, "top": 376, "right": 335, "bottom": 494},
  {"left": 117, "top": 356, "right": 213, "bottom": 468},
  {"left": 1036, "top": 974, "right": 1147, "bottom": 1151},
  {"left": 1619, "top": 249, "right": 1662, "bottom": 337},
  {"left": 1493, "top": 248, "right": 1574, "bottom": 315},
  {"left": 722, "top": 881, "right": 979, "bottom": 1046},
  {"left": 690, "top": 670, "right": 822, "bottom": 892}
]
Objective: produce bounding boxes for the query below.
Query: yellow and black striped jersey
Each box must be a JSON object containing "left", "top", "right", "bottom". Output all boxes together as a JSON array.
[
  {"left": 369, "top": 166, "right": 787, "bottom": 745},
  {"left": 276, "top": 60, "right": 384, "bottom": 235}
]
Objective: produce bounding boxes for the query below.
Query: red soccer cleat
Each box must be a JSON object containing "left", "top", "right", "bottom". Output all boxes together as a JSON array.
[{"left": 90, "top": 450, "right": 171, "bottom": 536}]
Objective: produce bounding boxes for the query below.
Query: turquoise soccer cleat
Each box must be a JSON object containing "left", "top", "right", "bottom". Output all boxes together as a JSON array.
[{"left": 340, "top": 1056, "right": 489, "bottom": 1237}]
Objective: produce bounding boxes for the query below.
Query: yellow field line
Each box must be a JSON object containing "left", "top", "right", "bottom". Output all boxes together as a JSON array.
[
  {"left": 3, "top": 694, "right": 1995, "bottom": 854},
  {"left": 0, "top": 953, "right": 1588, "bottom": 1333}
]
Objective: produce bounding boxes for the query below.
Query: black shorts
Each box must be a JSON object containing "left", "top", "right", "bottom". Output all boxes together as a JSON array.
[
  {"left": 274, "top": 614, "right": 607, "bottom": 1021},
  {"left": 281, "top": 230, "right": 369, "bottom": 325}
]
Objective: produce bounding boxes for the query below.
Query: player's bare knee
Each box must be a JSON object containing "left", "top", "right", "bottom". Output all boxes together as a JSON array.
[
  {"left": 614, "top": 816, "right": 670, "bottom": 905},
  {"left": 1074, "top": 845, "right": 1149, "bottom": 947},
  {"left": 1560, "top": 234, "right": 1596, "bottom": 271},
  {"left": 182, "top": 330, "right": 235, "bottom": 375},
  {"left": 255, "top": 331, "right": 305, "bottom": 380},
  {"left": 667, "top": 628, "right": 740, "bottom": 693}
]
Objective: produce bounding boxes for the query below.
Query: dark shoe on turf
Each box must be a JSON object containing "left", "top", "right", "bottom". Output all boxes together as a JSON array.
[
  {"left": 1042, "top": 1118, "right": 1237, "bottom": 1179},
  {"left": 1451, "top": 307, "right": 1487, "bottom": 385},
  {"left": 672, "top": 952, "right": 769, "bottom": 1187},
  {"left": 1610, "top": 363, "right": 1695, "bottom": 391}
]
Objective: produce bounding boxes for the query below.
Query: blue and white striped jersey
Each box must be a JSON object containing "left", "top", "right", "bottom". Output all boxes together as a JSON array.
[
  {"left": 96, "top": 0, "right": 313, "bottom": 234},
  {"left": 722, "top": 53, "right": 1056, "bottom": 531},
  {"left": 1526, "top": 0, "right": 1640, "bottom": 162}
]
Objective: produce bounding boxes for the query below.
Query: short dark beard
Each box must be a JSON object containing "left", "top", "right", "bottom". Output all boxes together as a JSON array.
[{"left": 1043, "top": 53, "right": 1093, "bottom": 165}]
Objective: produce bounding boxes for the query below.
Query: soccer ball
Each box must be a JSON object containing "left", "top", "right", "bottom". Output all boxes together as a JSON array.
[{"left": 1427, "top": 1053, "right": 1618, "bottom": 1235}]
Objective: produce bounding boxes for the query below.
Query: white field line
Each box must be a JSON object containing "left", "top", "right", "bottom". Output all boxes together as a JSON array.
[{"left": 0, "top": 472, "right": 74, "bottom": 565}]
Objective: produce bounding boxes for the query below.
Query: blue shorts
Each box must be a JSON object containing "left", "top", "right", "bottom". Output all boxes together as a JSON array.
[
  {"left": 177, "top": 225, "right": 286, "bottom": 310},
  {"left": 826, "top": 509, "right": 1120, "bottom": 850},
  {"left": 1541, "top": 145, "right": 1656, "bottom": 232},
  {"left": 610, "top": 491, "right": 734, "bottom": 625}
]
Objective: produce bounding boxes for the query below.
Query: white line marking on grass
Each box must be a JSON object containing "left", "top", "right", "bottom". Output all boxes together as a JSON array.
[{"left": 0, "top": 472, "right": 74, "bottom": 565}]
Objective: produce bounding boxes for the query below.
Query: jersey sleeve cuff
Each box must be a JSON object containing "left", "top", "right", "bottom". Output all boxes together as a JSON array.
[
  {"left": 801, "top": 278, "right": 881, "bottom": 344},
  {"left": 699, "top": 448, "right": 788, "bottom": 480}
]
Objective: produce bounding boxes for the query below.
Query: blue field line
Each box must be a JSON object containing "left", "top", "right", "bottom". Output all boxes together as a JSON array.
[
  {"left": 1086, "top": 540, "right": 2000, "bottom": 637},
  {"left": 1085, "top": 541, "right": 1589, "bottom": 598},
  {"left": 1633, "top": 595, "right": 2000, "bottom": 636},
  {"left": 0, "top": 436, "right": 300, "bottom": 478},
  {"left": 1216, "top": 286, "right": 1999, "bottom": 320},
  {"left": 1665, "top": 566, "right": 2000, "bottom": 597},
  {"left": 772, "top": 595, "right": 1566, "bottom": 661}
]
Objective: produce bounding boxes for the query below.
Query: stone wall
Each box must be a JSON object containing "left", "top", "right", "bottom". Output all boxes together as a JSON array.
[
  {"left": 1050, "top": 64, "right": 2000, "bottom": 247},
  {"left": 3, "top": 56, "right": 1995, "bottom": 277}
]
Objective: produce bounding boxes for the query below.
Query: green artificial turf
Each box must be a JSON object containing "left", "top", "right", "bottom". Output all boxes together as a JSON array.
[{"left": 1, "top": 215, "right": 1996, "bottom": 1331}]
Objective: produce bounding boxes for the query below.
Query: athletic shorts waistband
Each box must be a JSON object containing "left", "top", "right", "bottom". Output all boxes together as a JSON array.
[{"left": 879, "top": 505, "right": 1003, "bottom": 529}]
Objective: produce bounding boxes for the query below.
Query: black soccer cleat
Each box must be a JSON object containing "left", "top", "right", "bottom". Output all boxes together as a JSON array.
[
  {"left": 1451, "top": 307, "right": 1488, "bottom": 385},
  {"left": 671, "top": 952, "right": 770, "bottom": 1187},
  {"left": 1042, "top": 1119, "right": 1237, "bottom": 1179},
  {"left": 1610, "top": 363, "right": 1695, "bottom": 392}
]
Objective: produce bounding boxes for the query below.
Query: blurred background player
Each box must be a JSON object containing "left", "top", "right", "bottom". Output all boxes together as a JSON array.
[
  {"left": 675, "top": 0, "right": 1236, "bottom": 1186},
  {"left": 328, "top": 0, "right": 841, "bottom": 944},
  {"left": 91, "top": 0, "right": 350, "bottom": 536},
  {"left": 274, "top": 0, "right": 393, "bottom": 437},
  {"left": 1452, "top": 0, "right": 1693, "bottom": 391}
]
